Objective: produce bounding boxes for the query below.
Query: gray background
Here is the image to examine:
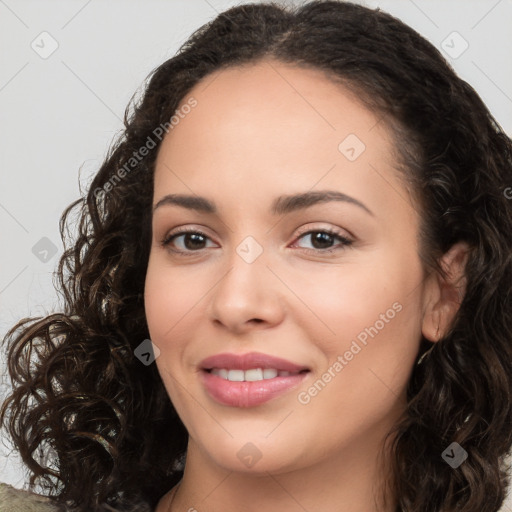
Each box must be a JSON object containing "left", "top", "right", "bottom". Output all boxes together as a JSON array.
[{"left": 1, "top": 0, "right": 511, "bottom": 508}]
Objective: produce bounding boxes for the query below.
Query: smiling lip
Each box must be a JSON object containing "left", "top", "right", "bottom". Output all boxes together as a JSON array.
[{"left": 199, "top": 352, "right": 310, "bottom": 408}]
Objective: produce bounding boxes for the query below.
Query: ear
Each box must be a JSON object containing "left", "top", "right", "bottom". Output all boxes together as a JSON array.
[{"left": 422, "top": 242, "right": 470, "bottom": 342}]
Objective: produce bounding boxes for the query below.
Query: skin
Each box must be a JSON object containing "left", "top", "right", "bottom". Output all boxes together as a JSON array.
[{"left": 144, "top": 59, "right": 465, "bottom": 512}]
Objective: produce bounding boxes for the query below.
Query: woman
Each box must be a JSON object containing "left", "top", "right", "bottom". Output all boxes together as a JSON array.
[{"left": 1, "top": 1, "right": 511, "bottom": 511}]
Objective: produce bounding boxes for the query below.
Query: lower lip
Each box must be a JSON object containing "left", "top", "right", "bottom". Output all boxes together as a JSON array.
[{"left": 200, "top": 370, "right": 309, "bottom": 408}]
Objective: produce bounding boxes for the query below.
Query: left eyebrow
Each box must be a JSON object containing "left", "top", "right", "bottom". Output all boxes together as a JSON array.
[
  {"left": 271, "top": 190, "right": 374, "bottom": 217},
  {"left": 152, "top": 190, "right": 373, "bottom": 217}
]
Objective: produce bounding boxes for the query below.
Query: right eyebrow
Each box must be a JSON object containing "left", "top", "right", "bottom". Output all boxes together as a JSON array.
[{"left": 153, "top": 194, "right": 216, "bottom": 214}]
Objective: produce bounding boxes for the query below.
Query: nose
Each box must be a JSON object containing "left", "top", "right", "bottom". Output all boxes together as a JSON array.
[{"left": 207, "top": 247, "right": 286, "bottom": 335}]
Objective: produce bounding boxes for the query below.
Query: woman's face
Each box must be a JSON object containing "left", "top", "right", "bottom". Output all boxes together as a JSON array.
[{"left": 144, "top": 60, "right": 431, "bottom": 475}]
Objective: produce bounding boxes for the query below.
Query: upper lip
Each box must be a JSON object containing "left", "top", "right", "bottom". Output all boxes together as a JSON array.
[{"left": 200, "top": 352, "right": 310, "bottom": 373}]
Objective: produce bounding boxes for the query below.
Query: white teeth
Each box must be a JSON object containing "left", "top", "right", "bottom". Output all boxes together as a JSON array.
[
  {"left": 227, "top": 369, "right": 244, "bottom": 381},
  {"left": 262, "top": 368, "right": 278, "bottom": 379},
  {"left": 245, "top": 368, "right": 263, "bottom": 381},
  {"left": 210, "top": 367, "right": 295, "bottom": 381}
]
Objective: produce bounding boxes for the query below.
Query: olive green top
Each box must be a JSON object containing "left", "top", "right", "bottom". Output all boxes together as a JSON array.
[{"left": 0, "top": 483, "right": 61, "bottom": 512}]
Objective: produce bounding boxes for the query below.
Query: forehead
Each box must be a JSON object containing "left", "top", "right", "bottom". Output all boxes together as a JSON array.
[
  {"left": 171, "top": 58, "right": 385, "bottom": 146},
  {"left": 153, "top": 59, "right": 405, "bottom": 216}
]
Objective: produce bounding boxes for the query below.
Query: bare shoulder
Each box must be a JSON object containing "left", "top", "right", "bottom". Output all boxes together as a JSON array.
[{"left": 0, "top": 482, "right": 62, "bottom": 512}]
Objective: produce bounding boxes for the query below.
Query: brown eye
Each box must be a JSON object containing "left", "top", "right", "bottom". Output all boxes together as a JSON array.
[
  {"left": 294, "top": 229, "right": 353, "bottom": 253},
  {"left": 180, "top": 233, "right": 208, "bottom": 250},
  {"left": 161, "top": 230, "right": 216, "bottom": 253}
]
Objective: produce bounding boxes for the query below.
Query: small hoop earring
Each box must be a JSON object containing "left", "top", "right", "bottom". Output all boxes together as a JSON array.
[
  {"left": 416, "top": 325, "right": 440, "bottom": 366},
  {"left": 416, "top": 345, "right": 435, "bottom": 366}
]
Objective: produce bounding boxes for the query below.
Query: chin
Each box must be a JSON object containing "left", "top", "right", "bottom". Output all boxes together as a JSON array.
[{"left": 192, "top": 430, "right": 309, "bottom": 476}]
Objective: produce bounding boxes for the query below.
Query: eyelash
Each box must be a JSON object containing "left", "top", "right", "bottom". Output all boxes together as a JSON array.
[{"left": 160, "top": 227, "right": 353, "bottom": 257}]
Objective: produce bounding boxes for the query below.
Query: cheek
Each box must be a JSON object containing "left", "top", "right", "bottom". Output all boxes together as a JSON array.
[
  {"left": 143, "top": 258, "right": 202, "bottom": 403},
  {"left": 291, "top": 253, "right": 423, "bottom": 404},
  {"left": 144, "top": 256, "right": 208, "bottom": 342},
  {"left": 286, "top": 255, "right": 419, "bottom": 346},
  {"left": 297, "top": 299, "right": 420, "bottom": 445}
]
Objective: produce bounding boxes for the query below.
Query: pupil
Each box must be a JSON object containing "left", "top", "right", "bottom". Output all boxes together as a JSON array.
[
  {"left": 185, "top": 233, "right": 206, "bottom": 250},
  {"left": 312, "top": 232, "right": 333, "bottom": 249}
]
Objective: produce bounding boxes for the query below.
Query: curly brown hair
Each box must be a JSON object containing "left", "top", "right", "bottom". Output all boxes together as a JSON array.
[{"left": 2, "top": 1, "right": 511, "bottom": 511}]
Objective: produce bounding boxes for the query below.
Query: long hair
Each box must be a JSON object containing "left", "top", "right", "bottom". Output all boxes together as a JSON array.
[{"left": 2, "top": 2, "right": 511, "bottom": 511}]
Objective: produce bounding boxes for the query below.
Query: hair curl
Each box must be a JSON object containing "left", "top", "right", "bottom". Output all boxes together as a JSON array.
[{"left": 2, "top": 1, "right": 511, "bottom": 511}]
